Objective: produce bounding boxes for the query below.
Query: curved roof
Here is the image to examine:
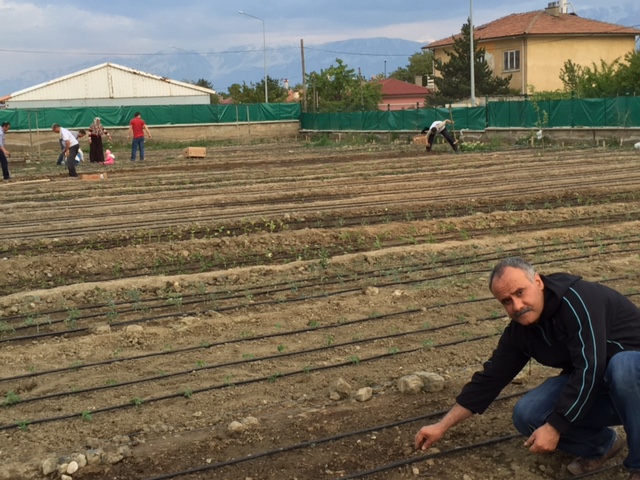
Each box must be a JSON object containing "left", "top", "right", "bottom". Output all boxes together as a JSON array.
[{"left": 425, "top": 11, "right": 640, "bottom": 49}]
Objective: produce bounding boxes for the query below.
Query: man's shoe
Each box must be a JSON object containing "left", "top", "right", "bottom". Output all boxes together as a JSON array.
[{"left": 567, "top": 433, "right": 624, "bottom": 475}]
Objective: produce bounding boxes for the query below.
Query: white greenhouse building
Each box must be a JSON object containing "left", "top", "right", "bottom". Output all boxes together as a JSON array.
[{"left": 4, "top": 63, "right": 216, "bottom": 109}]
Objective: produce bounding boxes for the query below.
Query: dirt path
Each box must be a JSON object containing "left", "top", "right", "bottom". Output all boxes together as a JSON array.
[{"left": 1, "top": 142, "right": 639, "bottom": 480}]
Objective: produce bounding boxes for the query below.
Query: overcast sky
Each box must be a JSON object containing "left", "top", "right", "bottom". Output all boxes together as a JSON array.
[{"left": 0, "top": 0, "right": 638, "bottom": 84}]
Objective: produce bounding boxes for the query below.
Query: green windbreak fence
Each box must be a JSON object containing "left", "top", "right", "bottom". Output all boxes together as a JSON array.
[
  {"left": 301, "top": 107, "right": 486, "bottom": 131},
  {"left": 2, "top": 97, "right": 638, "bottom": 132},
  {"left": 0, "top": 103, "right": 301, "bottom": 131},
  {"left": 301, "top": 97, "right": 640, "bottom": 131},
  {"left": 487, "top": 96, "right": 640, "bottom": 128}
]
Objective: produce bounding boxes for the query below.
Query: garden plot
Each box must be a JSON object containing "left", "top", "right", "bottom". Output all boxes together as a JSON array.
[{"left": 1, "top": 141, "right": 640, "bottom": 480}]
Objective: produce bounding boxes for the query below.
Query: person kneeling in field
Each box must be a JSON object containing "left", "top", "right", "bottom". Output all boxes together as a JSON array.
[{"left": 414, "top": 257, "right": 640, "bottom": 480}]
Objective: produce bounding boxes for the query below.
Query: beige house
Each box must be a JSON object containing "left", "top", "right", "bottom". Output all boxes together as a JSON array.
[{"left": 424, "top": 2, "right": 640, "bottom": 94}]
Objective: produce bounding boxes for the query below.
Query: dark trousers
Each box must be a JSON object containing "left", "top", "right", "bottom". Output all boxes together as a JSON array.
[
  {"left": 0, "top": 150, "right": 9, "bottom": 179},
  {"left": 426, "top": 128, "right": 458, "bottom": 152},
  {"left": 66, "top": 144, "right": 80, "bottom": 177}
]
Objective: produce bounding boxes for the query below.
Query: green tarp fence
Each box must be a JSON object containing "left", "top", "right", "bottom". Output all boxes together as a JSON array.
[
  {"left": 2, "top": 97, "right": 638, "bottom": 132},
  {"left": 0, "top": 103, "right": 301, "bottom": 131},
  {"left": 487, "top": 96, "right": 640, "bottom": 128},
  {"left": 300, "top": 107, "right": 486, "bottom": 131}
]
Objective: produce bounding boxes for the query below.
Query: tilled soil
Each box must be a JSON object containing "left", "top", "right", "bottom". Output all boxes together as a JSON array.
[{"left": 1, "top": 141, "right": 639, "bottom": 480}]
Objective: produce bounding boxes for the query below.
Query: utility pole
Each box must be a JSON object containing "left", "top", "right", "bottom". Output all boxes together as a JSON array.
[{"left": 301, "top": 39, "right": 307, "bottom": 112}]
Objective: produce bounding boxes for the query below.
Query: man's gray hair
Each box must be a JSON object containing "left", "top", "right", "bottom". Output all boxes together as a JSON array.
[{"left": 488, "top": 257, "right": 536, "bottom": 290}]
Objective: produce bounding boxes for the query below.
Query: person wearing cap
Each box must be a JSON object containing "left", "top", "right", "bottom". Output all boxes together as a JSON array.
[{"left": 421, "top": 119, "right": 458, "bottom": 152}]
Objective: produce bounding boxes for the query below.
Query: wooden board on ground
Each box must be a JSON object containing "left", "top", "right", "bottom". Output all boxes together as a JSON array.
[
  {"left": 183, "top": 147, "right": 207, "bottom": 158},
  {"left": 413, "top": 135, "right": 427, "bottom": 145},
  {"left": 81, "top": 173, "right": 107, "bottom": 181}
]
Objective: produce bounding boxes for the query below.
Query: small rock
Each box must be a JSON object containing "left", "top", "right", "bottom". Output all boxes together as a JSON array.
[
  {"left": 329, "top": 391, "right": 341, "bottom": 401},
  {"left": 412, "top": 467, "right": 420, "bottom": 475},
  {"left": 41, "top": 458, "right": 57, "bottom": 476},
  {"left": 228, "top": 421, "right": 245, "bottom": 433},
  {"left": 91, "top": 325, "right": 111, "bottom": 334},
  {"left": 242, "top": 416, "right": 259, "bottom": 427},
  {"left": 463, "top": 475, "right": 473, "bottom": 480},
  {"left": 124, "top": 325, "right": 143, "bottom": 333},
  {"left": 354, "top": 387, "right": 373, "bottom": 402},
  {"left": 363, "top": 286, "right": 379, "bottom": 296},
  {"left": 415, "top": 372, "right": 445, "bottom": 392},
  {"left": 330, "top": 378, "right": 353, "bottom": 398},
  {"left": 102, "top": 451, "right": 124, "bottom": 465},
  {"left": 397, "top": 374, "right": 423, "bottom": 394},
  {"left": 66, "top": 461, "right": 79, "bottom": 474},
  {"left": 86, "top": 448, "right": 103, "bottom": 465},
  {"left": 117, "top": 445, "right": 132, "bottom": 457},
  {"left": 61, "top": 475, "right": 73, "bottom": 480}
]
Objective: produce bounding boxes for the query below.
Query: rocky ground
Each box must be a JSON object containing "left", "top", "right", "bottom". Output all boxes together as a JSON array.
[{"left": 1, "top": 139, "right": 639, "bottom": 480}]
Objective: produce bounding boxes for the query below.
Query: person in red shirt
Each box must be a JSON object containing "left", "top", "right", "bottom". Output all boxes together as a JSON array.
[{"left": 127, "top": 112, "right": 152, "bottom": 161}]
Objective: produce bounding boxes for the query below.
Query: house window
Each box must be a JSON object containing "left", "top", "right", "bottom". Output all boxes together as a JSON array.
[{"left": 504, "top": 50, "right": 520, "bottom": 71}]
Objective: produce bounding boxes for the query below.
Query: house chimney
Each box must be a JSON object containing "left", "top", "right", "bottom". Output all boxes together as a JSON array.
[
  {"left": 545, "top": 1, "right": 561, "bottom": 16},
  {"left": 415, "top": 75, "right": 423, "bottom": 87}
]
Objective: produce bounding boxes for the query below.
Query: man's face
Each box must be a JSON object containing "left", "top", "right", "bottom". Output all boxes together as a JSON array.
[
  {"left": 490, "top": 267, "right": 545, "bottom": 326},
  {"left": 2, "top": 125, "right": 8, "bottom": 133}
]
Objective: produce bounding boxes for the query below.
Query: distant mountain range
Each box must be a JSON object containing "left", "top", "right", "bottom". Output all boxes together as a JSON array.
[{"left": 1, "top": 5, "right": 638, "bottom": 97}]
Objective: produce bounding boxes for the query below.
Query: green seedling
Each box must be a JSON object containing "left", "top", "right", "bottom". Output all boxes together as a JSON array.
[
  {"left": 131, "top": 397, "right": 144, "bottom": 407},
  {"left": 81, "top": 410, "right": 93, "bottom": 422},
  {"left": 183, "top": 388, "right": 193, "bottom": 399},
  {"left": 4, "top": 390, "right": 21, "bottom": 407}
]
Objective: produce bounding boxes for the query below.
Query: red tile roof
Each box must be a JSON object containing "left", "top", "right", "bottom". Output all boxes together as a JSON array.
[
  {"left": 425, "top": 11, "right": 640, "bottom": 49},
  {"left": 378, "top": 78, "right": 431, "bottom": 96}
]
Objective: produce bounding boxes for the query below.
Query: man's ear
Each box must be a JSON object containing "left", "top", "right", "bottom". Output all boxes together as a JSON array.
[{"left": 534, "top": 273, "right": 544, "bottom": 291}]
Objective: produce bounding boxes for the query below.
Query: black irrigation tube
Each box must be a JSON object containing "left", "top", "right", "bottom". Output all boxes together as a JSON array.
[
  {"left": 3, "top": 236, "right": 640, "bottom": 347},
  {"left": 336, "top": 434, "right": 522, "bottom": 480},
  {"left": 3, "top": 229, "right": 637, "bottom": 331},
  {"left": 142, "top": 391, "right": 529, "bottom": 480},
  {"left": 4, "top": 211, "right": 640, "bottom": 297},
  {"left": 4, "top": 163, "right": 640, "bottom": 242},
  {"left": 5, "top": 312, "right": 502, "bottom": 405},
  {"left": 0, "top": 334, "right": 497, "bottom": 431}
]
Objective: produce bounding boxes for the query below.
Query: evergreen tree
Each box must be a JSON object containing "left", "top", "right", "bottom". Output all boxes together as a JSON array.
[{"left": 430, "top": 21, "right": 512, "bottom": 106}]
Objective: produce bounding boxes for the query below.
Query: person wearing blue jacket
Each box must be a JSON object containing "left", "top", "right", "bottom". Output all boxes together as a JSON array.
[{"left": 415, "top": 257, "right": 640, "bottom": 480}]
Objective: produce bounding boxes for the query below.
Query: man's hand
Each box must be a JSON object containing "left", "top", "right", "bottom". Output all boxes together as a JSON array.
[
  {"left": 414, "top": 424, "right": 445, "bottom": 451},
  {"left": 523, "top": 423, "right": 560, "bottom": 453}
]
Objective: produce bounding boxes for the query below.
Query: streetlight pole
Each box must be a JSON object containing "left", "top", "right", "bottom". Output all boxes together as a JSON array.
[
  {"left": 469, "top": 0, "right": 477, "bottom": 106},
  {"left": 239, "top": 11, "right": 268, "bottom": 103}
]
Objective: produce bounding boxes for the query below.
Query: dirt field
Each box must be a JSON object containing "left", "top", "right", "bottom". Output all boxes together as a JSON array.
[{"left": 1, "top": 139, "right": 640, "bottom": 480}]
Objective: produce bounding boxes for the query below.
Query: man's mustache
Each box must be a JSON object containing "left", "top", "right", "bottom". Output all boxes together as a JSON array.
[{"left": 513, "top": 307, "right": 532, "bottom": 319}]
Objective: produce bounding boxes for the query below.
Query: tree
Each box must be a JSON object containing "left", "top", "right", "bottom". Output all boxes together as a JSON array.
[
  {"left": 305, "top": 59, "right": 382, "bottom": 112},
  {"left": 430, "top": 21, "right": 512, "bottom": 106},
  {"left": 190, "top": 78, "right": 219, "bottom": 104},
  {"left": 227, "top": 76, "right": 289, "bottom": 103},
  {"left": 559, "top": 52, "right": 640, "bottom": 98},
  {"left": 609, "top": 50, "right": 640, "bottom": 96},
  {"left": 390, "top": 51, "right": 434, "bottom": 86}
]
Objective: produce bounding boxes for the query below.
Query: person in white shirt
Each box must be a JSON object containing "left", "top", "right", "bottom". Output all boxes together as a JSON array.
[
  {"left": 421, "top": 119, "right": 458, "bottom": 153},
  {"left": 52, "top": 123, "right": 80, "bottom": 177}
]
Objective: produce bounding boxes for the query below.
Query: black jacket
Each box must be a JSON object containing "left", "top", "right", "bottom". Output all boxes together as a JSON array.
[{"left": 456, "top": 273, "right": 640, "bottom": 433}]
